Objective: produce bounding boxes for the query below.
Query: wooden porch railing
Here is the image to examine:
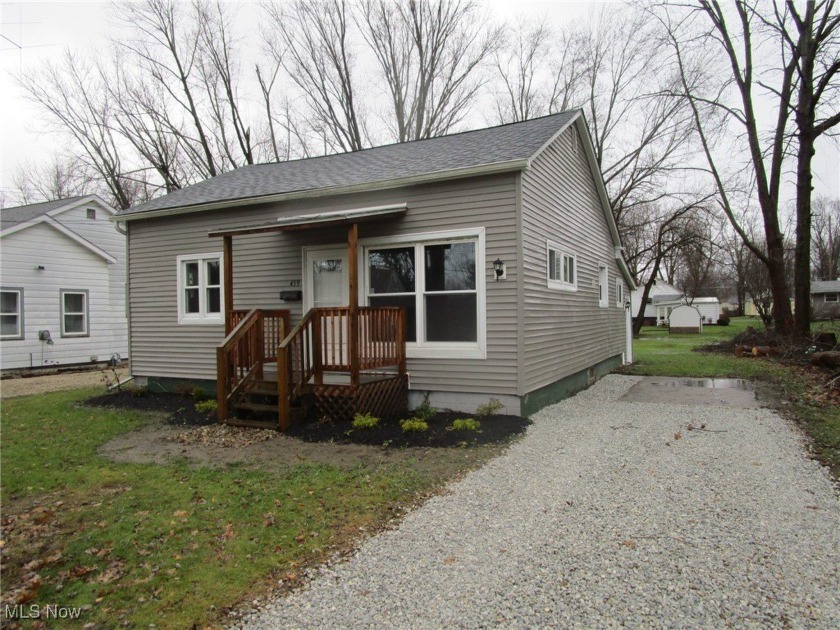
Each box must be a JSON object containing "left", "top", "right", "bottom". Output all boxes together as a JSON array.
[
  {"left": 276, "top": 306, "right": 406, "bottom": 429},
  {"left": 216, "top": 309, "right": 291, "bottom": 422}
]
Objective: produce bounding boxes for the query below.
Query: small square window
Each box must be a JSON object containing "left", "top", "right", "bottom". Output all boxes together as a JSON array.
[
  {"left": 826, "top": 293, "right": 839, "bottom": 303},
  {"left": 86, "top": 208, "right": 96, "bottom": 220}
]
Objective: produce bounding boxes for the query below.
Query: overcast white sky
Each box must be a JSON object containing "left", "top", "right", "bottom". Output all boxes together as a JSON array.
[{"left": 1, "top": 0, "right": 838, "bottom": 204}]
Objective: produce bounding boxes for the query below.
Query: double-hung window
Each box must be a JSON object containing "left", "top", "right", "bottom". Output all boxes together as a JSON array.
[
  {"left": 364, "top": 229, "right": 485, "bottom": 359},
  {"left": 0, "top": 288, "right": 23, "bottom": 340},
  {"left": 598, "top": 265, "right": 608, "bottom": 307},
  {"left": 177, "top": 253, "right": 224, "bottom": 324},
  {"left": 60, "top": 290, "right": 89, "bottom": 337},
  {"left": 547, "top": 241, "right": 576, "bottom": 290}
]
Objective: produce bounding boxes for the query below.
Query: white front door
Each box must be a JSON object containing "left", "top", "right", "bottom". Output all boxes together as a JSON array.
[
  {"left": 304, "top": 247, "right": 349, "bottom": 311},
  {"left": 304, "top": 247, "right": 350, "bottom": 368}
]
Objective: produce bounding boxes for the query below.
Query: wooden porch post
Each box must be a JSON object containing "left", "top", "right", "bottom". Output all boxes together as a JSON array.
[
  {"left": 348, "top": 223, "right": 360, "bottom": 387},
  {"left": 223, "top": 235, "right": 234, "bottom": 334}
]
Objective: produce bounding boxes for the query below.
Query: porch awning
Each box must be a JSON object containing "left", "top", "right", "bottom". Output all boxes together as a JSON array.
[{"left": 208, "top": 203, "right": 407, "bottom": 238}]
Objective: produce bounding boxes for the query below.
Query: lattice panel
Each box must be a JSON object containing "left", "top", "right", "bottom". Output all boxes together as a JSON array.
[{"left": 313, "top": 376, "right": 408, "bottom": 422}]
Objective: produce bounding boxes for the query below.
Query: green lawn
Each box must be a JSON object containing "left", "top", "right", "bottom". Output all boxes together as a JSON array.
[
  {"left": 623, "top": 317, "right": 840, "bottom": 477},
  {"left": 0, "top": 390, "right": 438, "bottom": 628}
]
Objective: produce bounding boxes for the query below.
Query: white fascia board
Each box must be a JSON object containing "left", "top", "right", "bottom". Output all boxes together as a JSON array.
[
  {"left": 43, "top": 217, "right": 118, "bottom": 263},
  {"left": 524, "top": 109, "right": 582, "bottom": 169},
  {"left": 112, "top": 159, "right": 529, "bottom": 223}
]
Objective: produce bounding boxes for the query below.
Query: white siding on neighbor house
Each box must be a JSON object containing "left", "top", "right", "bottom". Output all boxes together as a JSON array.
[
  {"left": 0, "top": 222, "right": 126, "bottom": 369},
  {"left": 127, "top": 173, "right": 521, "bottom": 395},
  {"left": 519, "top": 124, "right": 625, "bottom": 394}
]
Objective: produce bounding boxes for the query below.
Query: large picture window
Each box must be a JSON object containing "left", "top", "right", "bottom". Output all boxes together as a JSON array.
[
  {"left": 0, "top": 288, "right": 23, "bottom": 340},
  {"left": 60, "top": 290, "right": 89, "bottom": 337},
  {"left": 364, "top": 229, "right": 485, "bottom": 358},
  {"left": 177, "top": 253, "right": 224, "bottom": 324}
]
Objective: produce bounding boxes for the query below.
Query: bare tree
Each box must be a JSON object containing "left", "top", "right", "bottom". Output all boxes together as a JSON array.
[
  {"left": 264, "top": 0, "right": 366, "bottom": 153},
  {"left": 16, "top": 51, "right": 139, "bottom": 209},
  {"left": 11, "top": 157, "right": 92, "bottom": 204},
  {"left": 765, "top": 1, "right": 840, "bottom": 333},
  {"left": 654, "top": 1, "right": 799, "bottom": 334},
  {"left": 359, "top": 0, "right": 500, "bottom": 142},
  {"left": 812, "top": 196, "right": 840, "bottom": 280}
]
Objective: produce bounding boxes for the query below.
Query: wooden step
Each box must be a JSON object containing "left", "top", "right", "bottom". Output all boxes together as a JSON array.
[
  {"left": 247, "top": 380, "right": 280, "bottom": 396},
  {"left": 233, "top": 401, "right": 279, "bottom": 414},
  {"left": 224, "top": 417, "right": 278, "bottom": 430}
]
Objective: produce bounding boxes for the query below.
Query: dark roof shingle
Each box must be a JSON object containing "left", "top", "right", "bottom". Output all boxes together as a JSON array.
[
  {"left": 0, "top": 196, "right": 86, "bottom": 230},
  {"left": 119, "top": 111, "right": 579, "bottom": 217}
]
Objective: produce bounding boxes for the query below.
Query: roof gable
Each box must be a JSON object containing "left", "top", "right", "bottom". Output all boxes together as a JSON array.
[{"left": 1, "top": 195, "right": 114, "bottom": 233}]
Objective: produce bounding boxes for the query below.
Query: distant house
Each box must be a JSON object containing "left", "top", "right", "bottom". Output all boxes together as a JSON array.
[
  {"left": 631, "top": 281, "right": 720, "bottom": 325},
  {"left": 0, "top": 196, "right": 128, "bottom": 370},
  {"left": 113, "top": 110, "right": 636, "bottom": 427},
  {"left": 812, "top": 280, "right": 840, "bottom": 320}
]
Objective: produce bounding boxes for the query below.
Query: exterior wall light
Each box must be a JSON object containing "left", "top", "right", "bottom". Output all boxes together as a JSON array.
[{"left": 493, "top": 258, "right": 506, "bottom": 281}]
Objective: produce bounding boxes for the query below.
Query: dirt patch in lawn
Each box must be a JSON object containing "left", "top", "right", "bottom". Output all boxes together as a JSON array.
[{"left": 86, "top": 390, "right": 215, "bottom": 427}]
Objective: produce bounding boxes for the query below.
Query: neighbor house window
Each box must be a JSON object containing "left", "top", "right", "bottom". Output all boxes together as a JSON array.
[
  {"left": 86, "top": 208, "right": 96, "bottom": 220},
  {"left": 826, "top": 293, "right": 839, "bottom": 303},
  {"left": 598, "top": 265, "right": 608, "bottom": 307},
  {"left": 177, "top": 253, "right": 224, "bottom": 324},
  {"left": 364, "top": 229, "right": 485, "bottom": 359},
  {"left": 547, "top": 241, "right": 576, "bottom": 290},
  {"left": 616, "top": 279, "right": 624, "bottom": 308},
  {"left": 1, "top": 288, "right": 23, "bottom": 340},
  {"left": 60, "top": 290, "right": 89, "bottom": 337}
]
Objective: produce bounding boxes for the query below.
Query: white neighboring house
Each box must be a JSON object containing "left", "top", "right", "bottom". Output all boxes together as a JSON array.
[
  {"left": 0, "top": 195, "right": 128, "bottom": 370},
  {"left": 631, "top": 280, "right": 720, "bottom": 325}
]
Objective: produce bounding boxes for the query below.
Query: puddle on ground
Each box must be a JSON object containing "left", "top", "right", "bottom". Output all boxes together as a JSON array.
[
  {"left": 645, "top": 378, "right": 753, "bottom": 391},
  {"left": 620, "top": 377, "right": 760, "bottom": 408}
]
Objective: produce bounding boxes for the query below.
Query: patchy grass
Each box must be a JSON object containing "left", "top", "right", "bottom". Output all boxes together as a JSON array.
[
  {"left": 0, "top": 389, "right": 450, "bottom": 629},
  {"left": 622, "top": 318, "right": 840, "bottom": 478}
]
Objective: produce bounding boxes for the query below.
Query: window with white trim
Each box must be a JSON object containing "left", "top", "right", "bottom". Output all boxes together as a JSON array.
[
  {"left": 547, "top": 241, "right": 577, "bottom": 290},
  {"left": 826, "top": 293, "right": 839, "bottom": 303},
  {"left": 60, "top": 290, "right": 89, "bottom": 337},
  {"left": 1, "top": 289, "right": 23, "bottom": 340},
  {"left": 177, "top": 253, "right": 224, "bottom": 324},
  {"left": 363, "top": 229, "right": 485, "bottom": 358},
  {"left": 598, "top": 265, "right": 608, "bottom": 307},
  {"left": 616, "top": 278, "right": 624, "bottom": 308}
]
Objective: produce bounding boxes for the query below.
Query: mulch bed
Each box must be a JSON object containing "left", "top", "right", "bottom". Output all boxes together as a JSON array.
[
  {"left": 85, "top": 390, "right": 215, "bottom": 427},
  {"left": 286, "top": 411, "right": 531, "bottom": 448}
]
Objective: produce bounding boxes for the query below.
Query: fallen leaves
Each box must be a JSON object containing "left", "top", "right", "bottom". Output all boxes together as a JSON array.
[{"left": 165, "top": 425, "right": 277, "bottom": 448}]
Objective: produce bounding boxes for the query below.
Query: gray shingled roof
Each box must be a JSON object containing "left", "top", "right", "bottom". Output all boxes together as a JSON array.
[
  {"left": 812, "top": 280, "right": 840, "bottom": 293},
  {"left": 120, "top": 111, "right": 579, "bottom": 217},
  {"left": 0, "top": 196, "right": 85, "bottom": 230}
]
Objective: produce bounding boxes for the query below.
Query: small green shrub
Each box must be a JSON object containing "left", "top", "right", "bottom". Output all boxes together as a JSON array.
[
  {"left": 195, "top": 399, "right": 218, "bottom": 415},
  {"left": 718, "top": 315, "right": 731, "bottom": 326},
  {"left": 401, "top": 418, "right": 429, "bottom": 432},
  {"left": 413, "top": 401, "right": 436, "bottom": 421},
  {"left": 450, "top": 418, "right": 480, "bottom": 432},
  {"left": 191, "top": 386, "right": 209, "bottom": 401},
  {"left": 475, "top": 398, "right": 504, "bottom": 417},
  {"left": 125, "top": 385, "right": 149, "bottom": 398},
  {"left": 352, "top": 413, "right": 380, "bottom": 429}
]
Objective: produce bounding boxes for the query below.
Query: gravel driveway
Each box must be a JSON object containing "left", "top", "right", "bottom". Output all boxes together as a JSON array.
[{"left": 235, "top": 375, "right": 840, "bottom": 629}]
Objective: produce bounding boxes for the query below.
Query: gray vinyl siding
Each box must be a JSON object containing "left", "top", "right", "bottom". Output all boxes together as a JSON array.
[
  {"left": 127, "top": 173, "right": 520, "bottom": 395},
  {"left": 519, "top": 124, "right": 625, "bottom": 394}
]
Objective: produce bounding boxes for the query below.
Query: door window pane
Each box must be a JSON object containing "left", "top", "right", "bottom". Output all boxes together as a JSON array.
[
  {"left": 369, "top": 295, "right": 417, "bottom": 342},
  {"left": 313, "top": 259, "right": 344, "bottom": 307},
  {"left": 425, "top": 294, "right": 477, "bottom": 342},
  {"left": 425, "top": 243, "right": 475, "bottom": 291},
  {"left": 369, "top": 248, "right": 415, "bottom": 293}
]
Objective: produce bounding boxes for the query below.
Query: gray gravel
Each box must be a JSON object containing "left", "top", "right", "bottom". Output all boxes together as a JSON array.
[{"left": 234, "top": 375, "right": 840, "bottom": 629}]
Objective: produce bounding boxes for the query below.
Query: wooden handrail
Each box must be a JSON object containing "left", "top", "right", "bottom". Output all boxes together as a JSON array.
[{"left": 216, "top": 309, "right": 290, "bottom": 423}]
